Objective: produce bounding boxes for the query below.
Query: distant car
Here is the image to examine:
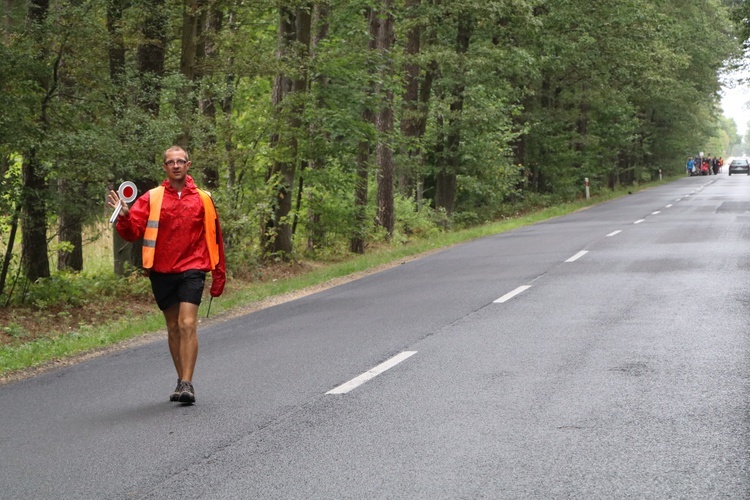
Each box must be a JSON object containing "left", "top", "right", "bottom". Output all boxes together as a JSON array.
[{"left": 728, "top": 158, "right": 750, "bottom": 175}]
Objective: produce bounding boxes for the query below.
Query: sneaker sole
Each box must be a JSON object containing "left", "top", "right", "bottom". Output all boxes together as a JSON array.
[{"left": 178, "top": 392, "right": 195, "bottom": 404}]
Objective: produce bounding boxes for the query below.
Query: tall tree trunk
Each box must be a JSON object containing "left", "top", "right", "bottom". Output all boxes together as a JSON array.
[
  {"left": 375, "top": 0, "right": 395, "bottom": 238},
  {"left": 222, "top": 8, "right": 238, "bottom": 196},
  {"left": 511, "top": 93, "right": 531, "bottom": 182},
  {"left": 57, "top": 219, "right": 83, "bottom": 271},
  {"left": 305, "top": 2, "right": 330, "bottom": 251},
  {"left": 55, "top": 7, "right": 86, "bottom": 273},
  {"left": 199, "top": 2, "right": 222, "bottom": 188},
  {"left": 414, "top": 55, "right": 438, "bottom": 211},
  {"left": 106, "top": 0, "right": 127, "bottom": 88},
  {"left": 177, "top": 0, "right": 201, "bottom": 149},
  {"left": 137, "top": 0, "right": 167, "bottom": 116},
  {"left": 286, "top": 6, "right": 311, "bottom": 243},
  {"left": 434, "top": 11, "right": 472, "bottom": 216},
  {"left": 21, "top": 149, "right": 50, "bottom": 282},
  {"left": 398, "top": 0, "right": 422, "bottom": 198},
  {"left": 352, "top": 105, "right": 374, "bottom": 254},
  {"left": 180, "top": 0, "right": 200, "bottom": 83},
  {"left": 350, "top": 7, "right": 378, "bottom": 254},
  {"left": 57, "top": 182, "right": 84, "bottom": 272},
  {"left": 431, "top": 110, "right": 446, "bottom": 215},
  {"left": 263, "top": 7, "right": 293, "bottom": 256},
  {"left": 0, "top": 203, "right": 20, "bottom": 298},
  {"left": 263, "top": 4, "right": 311, "bottom": 257},
  {"left": 21, "top": 0, "right": 52, "bottom": 283},
  {"left": 179, "top": 0, "right": 221, "bottom": 188},
  {"left": 573, "top": 82, "right": 589, "bottom": 173}
]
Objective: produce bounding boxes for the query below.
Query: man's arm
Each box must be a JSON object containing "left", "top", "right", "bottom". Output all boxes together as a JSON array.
[
  {"left": 114, "top": 191, "right": 150, "bottom": 242},
  {"left": 209, "top": 214, "right": 226, "bottom": 297}
]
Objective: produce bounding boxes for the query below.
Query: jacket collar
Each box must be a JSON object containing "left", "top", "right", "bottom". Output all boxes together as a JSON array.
[{"left": 162, "top": 175, "right": 197, "bottom": 196}]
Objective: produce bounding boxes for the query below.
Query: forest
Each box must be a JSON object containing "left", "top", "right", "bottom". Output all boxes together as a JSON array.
[{"left": 0, "top": 0, "right": 747, "bottom": 304}]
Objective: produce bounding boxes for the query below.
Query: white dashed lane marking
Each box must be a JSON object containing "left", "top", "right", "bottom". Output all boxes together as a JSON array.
[
  {"left": 565, "top": 250, "right": 588, "bottom": 263},
  {"left": 326, "top": 351, "right": 417, "bottom": 395},
  {"left": 494, "top": 285, "right": 531, "bottom": 304}
]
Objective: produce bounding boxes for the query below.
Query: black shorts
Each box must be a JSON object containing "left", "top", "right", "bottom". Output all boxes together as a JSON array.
[{"left": 149, "top": 270, "right": 206, "bottom": 311}]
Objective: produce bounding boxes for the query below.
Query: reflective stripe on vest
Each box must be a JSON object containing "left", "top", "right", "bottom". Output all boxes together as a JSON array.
[{"left": 141, "top": 186, "right": 220, "bottom": 270}]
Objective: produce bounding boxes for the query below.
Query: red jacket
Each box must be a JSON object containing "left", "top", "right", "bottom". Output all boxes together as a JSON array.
[{"left": 116, "top": 175, "right": 226, "bottom": 296}]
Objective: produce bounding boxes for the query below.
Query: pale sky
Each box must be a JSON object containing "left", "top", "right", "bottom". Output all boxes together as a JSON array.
[{"left": 721, "top": 70, "right": 750, "bottom": 137}]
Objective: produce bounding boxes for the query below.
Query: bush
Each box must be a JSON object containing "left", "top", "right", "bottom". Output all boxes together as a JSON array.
[
  {"left": 10, "top": 269, "right": 150, "bottom": 309},
  {"left": 394, "top": 194, "right": 442, "bottom": 240}
]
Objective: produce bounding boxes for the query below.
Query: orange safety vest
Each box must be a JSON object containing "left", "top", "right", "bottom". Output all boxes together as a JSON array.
[{"left": 142, "top": 186, "right": 220, "bottom": 270}]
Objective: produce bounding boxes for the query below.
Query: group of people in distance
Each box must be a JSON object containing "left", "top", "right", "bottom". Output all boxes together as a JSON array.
[{"left": 686, "top": 155, "right": 722, "bottom": 176}]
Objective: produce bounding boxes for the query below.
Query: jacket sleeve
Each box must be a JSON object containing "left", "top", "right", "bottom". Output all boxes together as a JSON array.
[
  {"left": 115, "top": 191, "right": 150, "bottom": 242},
  {"left": 209, "top": 213, "right": 226, "bottom": 297}
]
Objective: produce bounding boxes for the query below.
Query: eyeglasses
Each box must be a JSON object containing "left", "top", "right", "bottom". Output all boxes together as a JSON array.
[{"left": 165, "top": 159, "right": 188, "bottom": 167}]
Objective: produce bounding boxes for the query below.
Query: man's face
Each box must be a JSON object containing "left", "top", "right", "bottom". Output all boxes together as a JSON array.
[{"left": 163, "top": 150, "right": 191, "bottom": 182}]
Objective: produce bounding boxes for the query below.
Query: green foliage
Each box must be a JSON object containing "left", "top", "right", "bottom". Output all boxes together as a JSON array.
[
  {"left": 518, "top": 0, "right": 737, "bottom": 191},
  {"left": 7, "top": 270, "right": 150, "bottom": 309},
  {"left": 393, "top": 194, "right": 442, "bottom": 240},
  {"left": 2, "top": 322, "right": 28, "bottom": 339}
]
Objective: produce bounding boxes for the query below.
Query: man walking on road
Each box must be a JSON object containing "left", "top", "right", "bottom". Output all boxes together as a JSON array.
[{"left": 108, "top": 146, "right": 226, "bottom": 404}]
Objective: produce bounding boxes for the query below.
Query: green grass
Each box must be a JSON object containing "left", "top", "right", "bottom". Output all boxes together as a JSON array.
[
  {"left": 0, "top": 313, "right": 165, "bottom": 375},
  {"left": 0, "top": 177, "right": 677, "bottom": 379}
]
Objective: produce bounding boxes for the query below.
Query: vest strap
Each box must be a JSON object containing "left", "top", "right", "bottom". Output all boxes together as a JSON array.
[
  {"left": 197, "top": 188, "right": 220, "bottom": 270},
  {"left": 142, "top": 187, "right": 164, "bottom": 269}
]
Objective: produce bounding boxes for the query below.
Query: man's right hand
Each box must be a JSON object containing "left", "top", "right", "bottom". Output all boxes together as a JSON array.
[{"left": 107, "top": 190, "right": 129, "bottom": 218}]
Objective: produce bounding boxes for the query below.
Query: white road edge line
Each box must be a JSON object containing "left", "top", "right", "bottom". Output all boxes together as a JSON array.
[
  {"left": 606, "top": 230, "right": 622, "bottom": 237},
  {"left": 634, "top": 219, "right": 645, "bottom": 224},
  {"left": 326, "top": 351, "right": 417, "bottom": 395},
  {"left": 493, "top": 285, "right": 531, "bottom": 304},
  {"left": 565, "top": 250, "right": 588, "bottom": 263}
]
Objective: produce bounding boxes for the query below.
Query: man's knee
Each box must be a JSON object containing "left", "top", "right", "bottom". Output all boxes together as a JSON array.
[
  {"left": 178, "top": 307, "right": 199, "bottom": 332},
  {"left": 169, "top": 301, "right": 198, "bottom": 335},
  {"left": 178, "top": 316, "right": 197, "bottom": 333}
]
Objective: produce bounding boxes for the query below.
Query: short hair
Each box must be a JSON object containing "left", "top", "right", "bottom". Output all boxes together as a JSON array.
[{"left": 164, "top": 146, "right": 189, "bottom": 163}]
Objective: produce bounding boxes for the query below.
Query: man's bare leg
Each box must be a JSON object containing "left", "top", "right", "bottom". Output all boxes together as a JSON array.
[
  {"left": 164, "top": 302, "right": 199, "bottom": 402},
  {"left": 176, "top": 302, "right": 199, "bottom": 382},
  {"left": 163, "top": 304, "right": 182, "bottom": 380}
]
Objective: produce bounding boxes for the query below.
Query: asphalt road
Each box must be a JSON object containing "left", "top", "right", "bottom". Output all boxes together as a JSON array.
[{"left": 2, "top": 174, "right": 750, "bottom": 499}]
